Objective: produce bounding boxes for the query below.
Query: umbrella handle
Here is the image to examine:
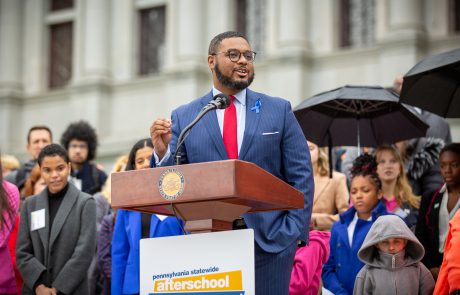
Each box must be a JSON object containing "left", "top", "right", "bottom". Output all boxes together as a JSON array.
[
  {"left": 328, "top": 130, "right": 333, "bottom": 178},
  {"left": 357, "top": 116, "right": 361, "bottom": 155}
]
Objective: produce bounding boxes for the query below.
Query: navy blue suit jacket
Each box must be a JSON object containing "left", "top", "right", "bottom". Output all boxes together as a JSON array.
[{"left": 160, "top": 89, "right": 314, "bottom": 253}]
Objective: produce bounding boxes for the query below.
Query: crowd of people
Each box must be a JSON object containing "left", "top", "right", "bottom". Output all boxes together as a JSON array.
[{"left": 0, "top": 31, "right": 459, "bottom": 295}]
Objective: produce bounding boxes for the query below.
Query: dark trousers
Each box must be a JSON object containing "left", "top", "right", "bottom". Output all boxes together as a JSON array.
[{"left": 254, "top": 241, "right": 297, "bottom": 295}]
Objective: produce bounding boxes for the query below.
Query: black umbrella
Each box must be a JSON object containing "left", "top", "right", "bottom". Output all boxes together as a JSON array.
[
  {"left": 294, "top": 85, "right": 429, "bottom": 176},
  {"left": 400, "top": 48, "right": 460, "bottom": 118}
]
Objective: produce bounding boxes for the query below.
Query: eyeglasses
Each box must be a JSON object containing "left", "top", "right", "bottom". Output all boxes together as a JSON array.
[
  {"left": 212, "top": 49, "right": 257, "bottom": 63},
  {"left": 69, "top": 143, "right": 88, "bottom": 150}
]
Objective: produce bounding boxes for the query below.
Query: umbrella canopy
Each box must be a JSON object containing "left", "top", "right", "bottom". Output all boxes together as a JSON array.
[
  {"left": 294, "top": 85, "right": 429, "bottom": 148},
  {"left": 400, "top": 48, "right": 460, "bottom": 118}
]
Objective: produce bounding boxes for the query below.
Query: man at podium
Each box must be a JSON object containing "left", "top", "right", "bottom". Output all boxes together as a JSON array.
[{"left": 150, "top": 31, "right": 314, "bottom": 295}]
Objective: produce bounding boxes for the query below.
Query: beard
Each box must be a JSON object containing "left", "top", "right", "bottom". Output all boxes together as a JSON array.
[{"left": 215, "top": 61, "right": 255, "bottom": 91}]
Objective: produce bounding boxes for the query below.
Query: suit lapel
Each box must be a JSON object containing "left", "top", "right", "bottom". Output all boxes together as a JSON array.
[
  {"left": 35, "top": 191, "right": 50, "bottom": 251},
  {"left": 49, "top": 184, "right": 79, "bottom": 249},
  {"left": 200, "top": 92, "right": 228, "bottom": 159},
  {"left": 239, "top": 89, "right": 261, "bottom": 160}
]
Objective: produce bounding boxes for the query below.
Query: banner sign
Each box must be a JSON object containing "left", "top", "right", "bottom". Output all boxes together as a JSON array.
[{"left": 140, "top": 229, "right": 255, "bottom": 295}]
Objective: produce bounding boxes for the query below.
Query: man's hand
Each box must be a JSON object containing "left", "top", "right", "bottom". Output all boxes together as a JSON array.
[
  {"left": 150, "top": 118, "right": 171, "bottom": 160},
  {"left": 35, "top": 284, "right": 54, "bottom": 295}
]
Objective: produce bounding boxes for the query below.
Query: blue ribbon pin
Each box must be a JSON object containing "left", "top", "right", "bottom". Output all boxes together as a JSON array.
[{"left": 251, "top": 99, "right": 262, "bottom": 114}]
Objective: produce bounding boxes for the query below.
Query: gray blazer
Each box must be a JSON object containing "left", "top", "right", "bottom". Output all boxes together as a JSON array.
[{"left": 16, "top": 183, "right": 96, "bottom": 295}]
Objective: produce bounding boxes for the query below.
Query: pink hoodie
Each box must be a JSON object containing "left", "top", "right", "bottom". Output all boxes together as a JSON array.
[
  {"left": 289, "top": 230, "right": 331, "bottom": 295},
  {"left": 0, "top": 181, "right": 20, "bottom": 294}
]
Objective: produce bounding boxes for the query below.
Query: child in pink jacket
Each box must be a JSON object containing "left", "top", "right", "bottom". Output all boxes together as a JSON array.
[{"left": 289, "top": 230, "right": 331, "bottom": 295}]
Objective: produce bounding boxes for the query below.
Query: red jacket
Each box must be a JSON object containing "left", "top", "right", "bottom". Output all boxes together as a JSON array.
[{"left": 7, "top": 215, "right": 22, "bottom": 295}]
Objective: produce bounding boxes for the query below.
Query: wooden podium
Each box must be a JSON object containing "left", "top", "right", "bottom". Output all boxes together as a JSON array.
[{"left": 111, "top": 160, "right": 304, "bottom": 232}]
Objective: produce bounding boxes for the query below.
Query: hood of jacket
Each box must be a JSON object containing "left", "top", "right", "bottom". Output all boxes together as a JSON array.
[{"left": 358, "top": 215, "right": 424, "bottom": 268}]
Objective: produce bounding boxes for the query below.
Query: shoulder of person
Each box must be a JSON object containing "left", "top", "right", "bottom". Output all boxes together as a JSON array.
[
  {"left": 355, "top": 265, "right": 370, "bottom": 278},
  {"left": 331, "top": 171, "right": 347, "bottom": 182},
  {"left": 22, "top": 189, "right": 45, "bottom": 208},
  {"left": 3, "top": 180, "right": 19, "bottom": 196},
  {"left": 78, "top": 191, "right": 95, "bottom": 202},
  {"left": 4, "top": 169, "right": 18, "bottom": 183},
  {"left": 68, "top": 183, "right": 94, "bottom": 203}
]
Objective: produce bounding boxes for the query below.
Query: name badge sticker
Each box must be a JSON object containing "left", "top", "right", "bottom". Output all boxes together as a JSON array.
[{"left": 31, "top": 209, "right": 46, "bottom": 231}]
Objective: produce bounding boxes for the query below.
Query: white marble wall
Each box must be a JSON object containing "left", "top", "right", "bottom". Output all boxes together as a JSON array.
[{"left": 1, "top": 0, "right": 459, "bottom": 167}]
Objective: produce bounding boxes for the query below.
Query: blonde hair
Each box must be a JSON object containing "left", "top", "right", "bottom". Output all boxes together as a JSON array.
[
  {"left": 1, "top": 155, "right": 20, "bottom": 171},
  {"left": 316, "top": 146, "right": 330, "bottom": 177},
  {"left": 375, "top": 145, "right": 420, "bottom": 209},
  {"left": 101, "top": 155, "right": 128, "bottom": 203}
]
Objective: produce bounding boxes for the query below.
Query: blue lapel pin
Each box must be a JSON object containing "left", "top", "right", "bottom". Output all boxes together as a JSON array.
[{"left": 251, "top": 99, "right": 262, "bottom": 114}]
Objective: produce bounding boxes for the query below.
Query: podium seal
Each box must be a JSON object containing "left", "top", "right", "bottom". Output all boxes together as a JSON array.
[{"left": 158, "top": 169, "right": 185, "bottom": 200}]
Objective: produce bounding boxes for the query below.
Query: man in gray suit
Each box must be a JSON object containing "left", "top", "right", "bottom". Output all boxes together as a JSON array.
[
  {"left": 150, "top": 31, "right": 314, "bottom": 295},
  {"left": 16, "top": 144, "right": 96, "bottom": 295}
]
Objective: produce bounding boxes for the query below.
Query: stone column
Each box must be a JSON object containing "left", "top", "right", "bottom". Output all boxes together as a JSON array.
[
  {"left": 266, "top": 0, "right": 310, "bottom": 55},
  {"left": 263, "top": 0, "right": 311, "bottom": 106},
  {"left": 111, "top": 0, "right": 133, "bottom": 81},
  {"left": 0, "top": 0, "right": 23, "bottom": 152},
  {"left": 70, "top": 0, "right": 112, "bottom": 141},
  {"left": 75, "top": 0, "right": 111, "bottom": 83},
  {"left": 171, "top": 0, "right": 206, "bottom": 69},
  {"left": 377, "top": 0, "right": 426, "bottom": 86},
  {"left": 0, "top": 0, "right": 22, "bottom": 91}
]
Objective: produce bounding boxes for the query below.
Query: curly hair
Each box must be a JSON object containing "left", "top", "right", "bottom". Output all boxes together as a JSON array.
[
  {"left": 60, "top": 120, "right": 98, "bottom": 161},
  {"left": 375, "top": 145, "right": 420, "bottom": 209},
  {"left": 440, "top": 142, "right": 460, "bottom": 158},
  {"left": 350, "top": 153, "right": 382, "bottom": 190}
]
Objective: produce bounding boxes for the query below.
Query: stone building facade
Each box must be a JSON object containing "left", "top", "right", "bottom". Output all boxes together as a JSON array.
[{"left": 1, "top": 0, "right": 459, "bottom": 166}]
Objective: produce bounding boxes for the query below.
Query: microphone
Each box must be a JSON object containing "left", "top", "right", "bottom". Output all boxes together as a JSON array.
[
  {"left": 203, "top": 93, "right": 232, "bottom": 110},
  {"left": 174, "top": 93, "right": 231, "bottom": 165}
]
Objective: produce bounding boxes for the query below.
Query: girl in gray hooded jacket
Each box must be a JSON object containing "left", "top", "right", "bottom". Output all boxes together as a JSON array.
[{"left": 353, "top": 215, "right": 434, "bottom": 295}]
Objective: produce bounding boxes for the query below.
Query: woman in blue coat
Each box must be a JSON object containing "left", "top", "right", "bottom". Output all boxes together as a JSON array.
[{"left": 111, "top": 139, "right": 184, "bottom": 295}]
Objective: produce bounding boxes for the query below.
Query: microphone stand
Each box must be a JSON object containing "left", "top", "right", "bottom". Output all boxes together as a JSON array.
[
  {"left": 174, "top": 94, "right": 231, "bottom": 165},
  {"left": 174, "top": 105, "right": 217, "bottom": 165}
]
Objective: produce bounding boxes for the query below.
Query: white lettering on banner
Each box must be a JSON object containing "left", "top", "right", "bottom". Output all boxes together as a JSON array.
[{"left": 156, "top": 275, "right": 230, "bottom": 291}]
